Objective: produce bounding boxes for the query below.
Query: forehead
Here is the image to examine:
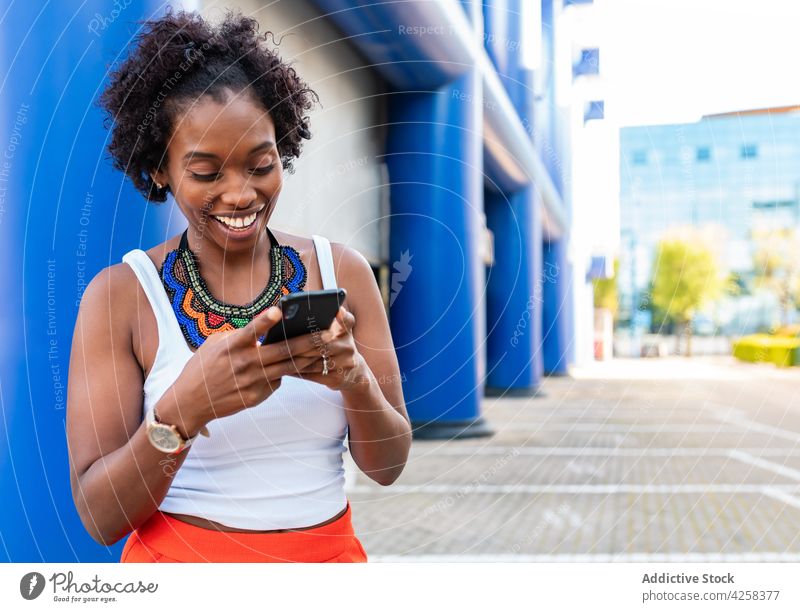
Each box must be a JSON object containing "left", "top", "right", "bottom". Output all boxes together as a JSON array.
[{"left": 168, "top": 89, "right": 276, "bottom": 156}]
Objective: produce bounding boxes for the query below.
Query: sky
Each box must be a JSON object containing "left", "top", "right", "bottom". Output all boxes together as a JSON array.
[{"left": 593, "top": 0, "right": 800, "bottom": 127}]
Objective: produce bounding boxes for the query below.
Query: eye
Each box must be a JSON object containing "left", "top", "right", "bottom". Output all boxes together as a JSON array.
[
  {"left": 190, "top": 172, "right": 221, "bottom": 182},
  {"left": 250, "top": 163, "right": 276, "bottom": 176}
]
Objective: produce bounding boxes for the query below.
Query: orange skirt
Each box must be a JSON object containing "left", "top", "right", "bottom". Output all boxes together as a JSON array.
[{"left": 119, "top": 501, "right": 367, "bottom": 563}]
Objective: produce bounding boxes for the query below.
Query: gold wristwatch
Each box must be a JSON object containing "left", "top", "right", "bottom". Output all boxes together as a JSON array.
[{"left": 145, "top": 406, "right": 210, "bottom": 454}]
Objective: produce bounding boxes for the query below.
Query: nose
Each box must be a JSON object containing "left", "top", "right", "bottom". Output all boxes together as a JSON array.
[{"left": 218, "top": 172, "right": 258, "bottom": 209}]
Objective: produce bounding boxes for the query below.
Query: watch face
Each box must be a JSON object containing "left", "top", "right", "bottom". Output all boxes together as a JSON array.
[{"left": 148, "top": 424, "right": 181, "bottom": 453}]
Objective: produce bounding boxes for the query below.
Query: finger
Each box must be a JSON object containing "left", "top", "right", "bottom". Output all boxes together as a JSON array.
[
  {"left": 242, "top": 305, "right": 282, "bottom": 346},
  {"left": 331, "top": 307, "right": 354, "bottom": 334},
  {"left": 326, "top": 318, "right": 344, "bottom": 339},
  {"left": 339, "top": 307, "right": 356, "bottom": 332},
  {"left": 296, "top": 354, "right": 324, "bottom": 373},
  {"left": 256, "top": 323, "right": 339, "bottom": 361},
  {"left": 263, "top": 377, "right": 283, "bottom": 392},
  {"left": 286, "top": 342, "right": 342, "bottom": 359},
  {"left": 289, "top": 370, "right": 345, "bottom": 391},
  {"left": 288, "top": 345, "right": 327, "bottom": 359},
  {"left": 262, "top": 355, "right": 320, "bottom": 379}
]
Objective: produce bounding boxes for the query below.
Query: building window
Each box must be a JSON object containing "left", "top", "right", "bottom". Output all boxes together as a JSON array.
[
  {"left": 696, "top": 146, "right": 711, "bottom": 161},
  {"left": 632, "top": 150, "right": 647, "bottom": 165},
  {"left": 740, "top": 144, "right": 758, "bottom": 159}
]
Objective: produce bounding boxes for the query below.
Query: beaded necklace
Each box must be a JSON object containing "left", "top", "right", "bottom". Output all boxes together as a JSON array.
[{"left": 159, "top": 226, "right": 307, "bottom": 350}]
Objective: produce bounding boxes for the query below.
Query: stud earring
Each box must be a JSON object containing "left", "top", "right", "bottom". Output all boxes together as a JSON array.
[{"left": 156, "top": 182, "right": 163, "bottom": 190}]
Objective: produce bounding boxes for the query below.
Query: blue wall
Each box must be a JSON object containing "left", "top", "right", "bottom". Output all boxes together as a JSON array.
[{"left": 0, "top": 0, "right": 173, "bottom": 562}]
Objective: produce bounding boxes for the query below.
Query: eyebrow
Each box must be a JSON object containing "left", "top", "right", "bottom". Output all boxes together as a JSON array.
[{"left": 182, "top": 140, "right": 275, "bottom": 163}]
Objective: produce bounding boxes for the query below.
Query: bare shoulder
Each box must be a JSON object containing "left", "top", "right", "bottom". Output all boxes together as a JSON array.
[
  {"left": 272, "top": 229, "right": 375, "bottom": 303},
  {"left": 143, "top": 236, "right": 181, "bottom": 270},
  {"left": 326, "top": 240, "right": 380, "bottom": 323},
  {"left": 270, "top": 228, "right": 315, "bottom": 261},
  {"left": 83, "top": 262, "right": 136, "bottom": 308},
  {"left": 75, "top": 263, "right": 139, "bottom": 356},
  {"left": 328, "top": 240, "right": 374, "bottom": 285},
  {"left": 273, "top": 228, "right": 371, "bottom": 269},
  {"left": 83, "top": 236, "right": 179, "bottom": 308}
]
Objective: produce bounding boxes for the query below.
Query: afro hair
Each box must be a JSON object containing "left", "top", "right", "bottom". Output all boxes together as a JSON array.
[{"left": 98, "top": 7, "right": 319, "bottom": 202}]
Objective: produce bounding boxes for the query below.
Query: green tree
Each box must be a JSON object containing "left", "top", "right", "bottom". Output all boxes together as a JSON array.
[
  {"left": 752, "top": 227, "right": 800, "bottom": 325},
  {"left": 592, "top": 258, "right": 619, "bottom": 319},
  {"left": 649, "top": 233, "right": 724, "bottom": 356},
  {"left": 643, "top": 278, "right": 673, "bottom": 333}
]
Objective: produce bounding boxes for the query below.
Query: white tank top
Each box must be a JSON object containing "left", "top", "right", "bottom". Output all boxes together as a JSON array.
[{"left": 121, "top": 233, "right": 349, "bottom": 530}]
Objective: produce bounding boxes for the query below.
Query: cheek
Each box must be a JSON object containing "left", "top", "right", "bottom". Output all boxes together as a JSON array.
[
  {"left": 176, "top": 180, "right": 216, "bottom": 206},
  {"left": 172, "top": 185, "right": 215, "bottom": 221},
  {"left": 263, "top": 170, "right": 283, "bottom": 191}
]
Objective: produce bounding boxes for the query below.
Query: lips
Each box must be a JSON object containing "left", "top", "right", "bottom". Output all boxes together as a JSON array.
[
  {"left": 210, "top": 205, "right": 265, "bottom": 232},
  {"left": 213, "top": 211, "right": 258, "bottom": 229}
]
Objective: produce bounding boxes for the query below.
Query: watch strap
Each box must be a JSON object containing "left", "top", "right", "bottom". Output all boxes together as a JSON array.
[{"left": 146, "top": 406, "right": 209, "bottom": 452}]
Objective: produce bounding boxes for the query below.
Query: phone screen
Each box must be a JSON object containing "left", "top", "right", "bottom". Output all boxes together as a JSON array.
[{"left": 258, "top": 288, "right": 346, "bottom": 346}]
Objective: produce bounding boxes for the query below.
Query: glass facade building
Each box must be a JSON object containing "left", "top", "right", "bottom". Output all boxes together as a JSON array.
[{"left": 619, "top": 108, "right": 800, "bottom": 320}]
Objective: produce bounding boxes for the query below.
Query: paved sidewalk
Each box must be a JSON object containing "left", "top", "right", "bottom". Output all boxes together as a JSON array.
[{"left": 347, "top": 356, "right": 800, "bottom": 561}]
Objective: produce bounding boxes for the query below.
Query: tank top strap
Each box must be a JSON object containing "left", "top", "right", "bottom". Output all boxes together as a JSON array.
[
  {"left": 121, "top": 249, "right": 185, "bottom": 350},
  {"left": 311, "top": 234, "right": 337, "bottom": 289}
]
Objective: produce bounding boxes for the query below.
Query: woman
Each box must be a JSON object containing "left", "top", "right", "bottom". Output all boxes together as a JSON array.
[{"left": 66, "top": 8, "right": 411, "bottom": 563}]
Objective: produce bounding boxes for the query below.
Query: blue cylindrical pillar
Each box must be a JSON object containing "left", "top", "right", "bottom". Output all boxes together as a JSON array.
[
  {"left": 483, "top": 0, "right": 544, "bottom": 395},
  {"left": 0, "top": 1, "right": 172, "bottom": 562},
  {"left": 387, "top": 2, "right": 489, "bottom": 439},
  {"left": 484, "top": 187, "right": 544, "bottom": 393},
  {"left": 542, "top": 239, "right": 574, "bottom": 374},
  {"left": 540, "top": 0, "right": 574, "bottom": 375}
]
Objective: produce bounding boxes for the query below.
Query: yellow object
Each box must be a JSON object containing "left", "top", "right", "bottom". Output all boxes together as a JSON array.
[{"left": 732, "top": 334, "right": 800, "bottom": 367}]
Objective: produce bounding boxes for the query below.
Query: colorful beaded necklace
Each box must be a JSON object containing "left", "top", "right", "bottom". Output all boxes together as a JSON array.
[{"left": 159, "top": 226, "right": 307, "bottom": 350}]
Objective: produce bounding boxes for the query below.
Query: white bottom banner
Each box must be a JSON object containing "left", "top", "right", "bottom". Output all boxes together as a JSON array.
[{"left": 1, "top": 563, "right": 798, "bottom": 611}]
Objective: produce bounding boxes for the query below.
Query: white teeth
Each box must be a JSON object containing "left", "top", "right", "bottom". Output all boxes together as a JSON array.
[{"left": 213, "top": 211, "right": 257, "bottom": 229}]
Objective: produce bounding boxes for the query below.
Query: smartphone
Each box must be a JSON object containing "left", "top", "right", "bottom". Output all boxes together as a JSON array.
[{"left": 258, "top": 288, "right": 347, "bottom": 346}]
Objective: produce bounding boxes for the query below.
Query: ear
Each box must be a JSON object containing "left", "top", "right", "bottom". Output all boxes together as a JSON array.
[{"left": 150, "top": 168, "right": 168, "bottom": 188}]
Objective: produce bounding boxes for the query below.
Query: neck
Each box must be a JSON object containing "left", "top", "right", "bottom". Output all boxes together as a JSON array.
[{"left": 186, "top": 224, "right": 273, "bottom": 274}]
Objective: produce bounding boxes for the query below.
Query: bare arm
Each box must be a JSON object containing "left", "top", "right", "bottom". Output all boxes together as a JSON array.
[
  {"left": 66, "top": 265, "right": 198, "bottom": 546},
  {"left": 285, "top": 243, "right": 411, "bottom": 484},
  {"left": 67, "top": 262, "right": 291, "bottom": 546},
  {"left": 333, "top": 244, "right": 412, "bottom": 485}
]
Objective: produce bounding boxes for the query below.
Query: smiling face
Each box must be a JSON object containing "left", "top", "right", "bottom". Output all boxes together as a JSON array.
[{"left": 152, "top": 87, "right": 283, "bottom": 255}]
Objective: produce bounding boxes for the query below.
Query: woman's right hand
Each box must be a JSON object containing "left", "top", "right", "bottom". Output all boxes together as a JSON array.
[{"left": 164, "top": 305, "right": 319, "bottom": 436}]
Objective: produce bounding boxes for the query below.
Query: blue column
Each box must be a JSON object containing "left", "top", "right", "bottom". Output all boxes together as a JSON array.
[
  {"left": 484, "top": 187, "right": 544, "bottom": 394},
  {"left": 540, "top": 0, "right": 575, "bottom": 375},
  {"left": 540, "top": 0, "right": 562, "bottom": 195},
  {"left": 483, "top": 0, "right": 544, "bottom": 396},
  {"left": 387, "top": 1, "right": 490, "bottom": 439},
  {"left": 542, "top": 239, "right": 574, "bottom": 374},
  {"left": 0, "top": 1, "right": 171, "bottom": 562}
]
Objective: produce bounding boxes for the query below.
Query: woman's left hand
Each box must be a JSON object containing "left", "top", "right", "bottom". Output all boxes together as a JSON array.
[{"left": 283, "top": 306, "right": 370, "bottom": 391}]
